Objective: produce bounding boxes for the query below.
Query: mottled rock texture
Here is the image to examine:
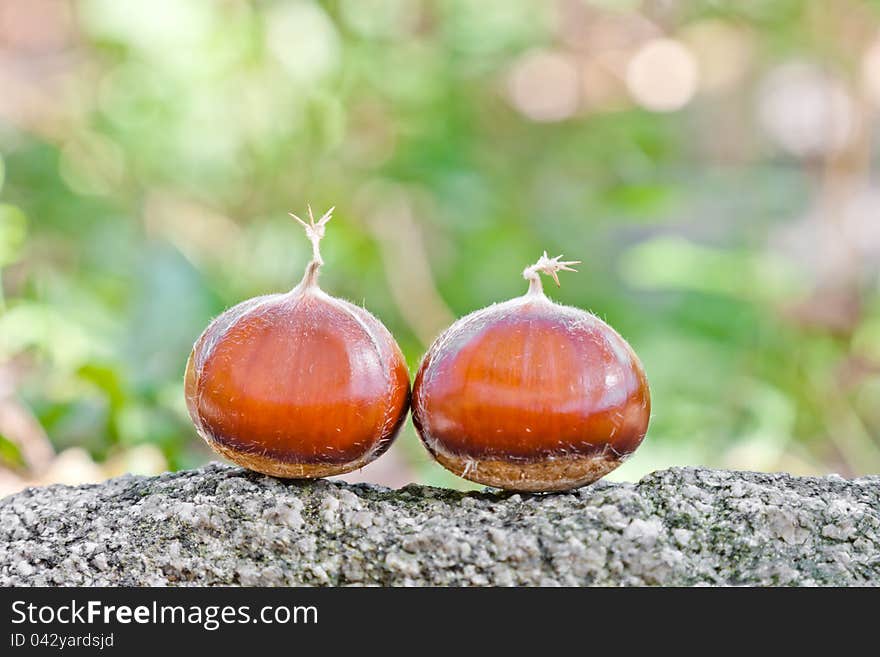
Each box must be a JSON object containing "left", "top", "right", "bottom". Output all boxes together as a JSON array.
[{"left": 1, "top": 463, "right": 878, "bottom": 586}]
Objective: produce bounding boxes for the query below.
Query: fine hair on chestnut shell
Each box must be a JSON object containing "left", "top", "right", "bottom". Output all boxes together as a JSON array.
[
  {"left": 411, "top": 252, "right": 651, "bottom": 492},
  {"left": 185, "top": 206, "right": 411, "bottom": 479}
]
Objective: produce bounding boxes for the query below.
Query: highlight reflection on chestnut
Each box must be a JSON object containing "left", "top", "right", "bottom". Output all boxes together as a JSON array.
[
  {"left": 185, "top": 207, "right": 410, "bottom": 479},
  {"left": 412, "top": 253, "right": 650, "bottom": 492}
]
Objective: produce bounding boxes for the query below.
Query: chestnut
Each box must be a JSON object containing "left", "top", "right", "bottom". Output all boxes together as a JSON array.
[
  {"left": 185, "top": 207, "right": 411, "bottom": 478},
  {"left": 411, "top": 252, "right": 650, "bottom": 492}
]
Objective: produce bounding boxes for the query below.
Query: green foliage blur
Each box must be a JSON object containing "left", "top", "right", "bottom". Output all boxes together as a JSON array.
[{"left": 1, "top": 0, "right": 878, "bottom": 491}]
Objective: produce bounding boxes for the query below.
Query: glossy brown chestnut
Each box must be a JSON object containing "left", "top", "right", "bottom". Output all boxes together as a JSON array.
[
  {"left": 185, "top": 207, "right": 410, "bottom": 478},
  {"left": 412, "top": 253, "right": 650, "bottom": 492}
]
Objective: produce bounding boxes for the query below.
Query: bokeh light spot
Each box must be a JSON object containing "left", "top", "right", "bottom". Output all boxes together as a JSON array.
[
  {"left": 507, "top": 50, "right": 580, "bottom": 123},
  {"left": 758, "top": 62, "right": 856, "bottom": 158},
  {"left": 626, "top": 38, "right": 698, "bottom": 112}
]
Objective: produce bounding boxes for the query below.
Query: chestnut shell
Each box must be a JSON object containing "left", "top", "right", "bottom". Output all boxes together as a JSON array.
[
  {"left": 185, "top": 289, "right": 411, "bottom": 478},
  {"left": 411, "top": 295, "right": 650, "bottom": 491}
]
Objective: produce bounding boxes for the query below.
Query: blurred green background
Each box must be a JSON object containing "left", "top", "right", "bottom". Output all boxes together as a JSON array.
[{"left": 1, "top": 0, "right": 879, "bottom": 494}]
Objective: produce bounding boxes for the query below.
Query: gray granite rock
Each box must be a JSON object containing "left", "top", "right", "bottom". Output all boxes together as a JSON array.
[{"left": 1, "top": 463, "right": 878, "bottom": 586}]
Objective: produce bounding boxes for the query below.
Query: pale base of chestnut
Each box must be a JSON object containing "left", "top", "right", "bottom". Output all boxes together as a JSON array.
[
  {"left": 205, "top": 436, "right": 380, "bottom": 479},
  {"left": 428, "top": 444, "right": 625, "bottom": 492}
]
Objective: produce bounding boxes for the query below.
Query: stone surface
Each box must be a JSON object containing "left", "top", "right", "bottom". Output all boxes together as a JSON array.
[{"left": 1, "top": 463, "right": 878, "bottom": 586}]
